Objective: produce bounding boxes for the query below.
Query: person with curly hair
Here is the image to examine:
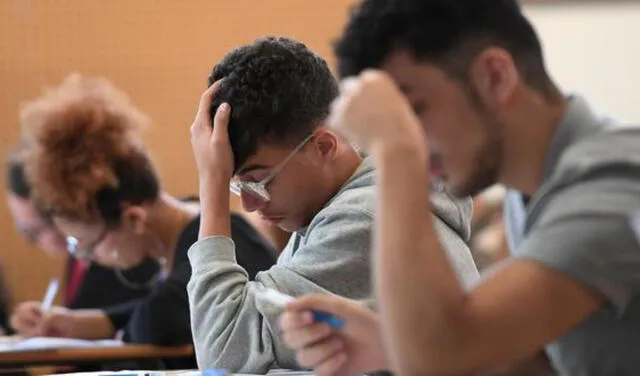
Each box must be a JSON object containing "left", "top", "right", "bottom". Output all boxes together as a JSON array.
[
  {"left": 187, "top": 36, "right": 477, "bottom": 372},
  {"left": 17, "top": 74, "right": 276, "bottom": 369},
  {"left": 6, "top": 143, "right": 163, "bottom": 314}
]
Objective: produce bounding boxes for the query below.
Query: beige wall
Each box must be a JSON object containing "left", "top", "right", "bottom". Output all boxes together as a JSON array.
[
  {"left": 0, "top": 0, "right": 353, "bottom": 308},
  {"left": 525, "top": 2, "right": 640, "bottom": 123}
]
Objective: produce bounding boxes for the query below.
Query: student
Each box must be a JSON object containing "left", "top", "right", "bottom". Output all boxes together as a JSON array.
[
  {"left": 279, "top": 0, "right": 640, "bottom": 375},
  {"left": 187, "top": 36, "right": 478, "bottom": 373},
  {"left": 6, "top": 146, "right": 160, "bottom": 314},
  {"left": 18, "top": 74, "right": 277, "bottom": 369}
]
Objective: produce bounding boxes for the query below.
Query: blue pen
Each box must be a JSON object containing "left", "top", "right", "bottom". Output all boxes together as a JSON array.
[
  {"left": 203, "top": 369, "right": 228, "bottom": 376},
  {"left": 255, "top": 286, "right": 344, "bottom": 329}
]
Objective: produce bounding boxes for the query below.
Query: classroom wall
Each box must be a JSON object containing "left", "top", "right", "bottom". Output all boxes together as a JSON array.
[
  {"left": 524, "top": 2, "right": 640, "bottom": 123},
  {"left": 0, "top": 0, "right": 353, "bottom": 309}
]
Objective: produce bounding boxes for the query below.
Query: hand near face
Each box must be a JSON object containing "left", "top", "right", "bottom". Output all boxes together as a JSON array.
[
  {"left": 328, "top": 70, "right": 426, "bottom": 155},
  {"left": 190, "top": 79, "right": 234, "bottom": 182},
  {"left": 279, "top": 294, "right": 389, "bottom": 376}
]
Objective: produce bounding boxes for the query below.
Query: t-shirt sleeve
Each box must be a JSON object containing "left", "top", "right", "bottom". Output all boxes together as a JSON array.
[
  {"left": 514, "top": 176, "right": 640, "bottom": 315},
  {"left": 103, "top": 299, "right": 141, "bottom": 330}
]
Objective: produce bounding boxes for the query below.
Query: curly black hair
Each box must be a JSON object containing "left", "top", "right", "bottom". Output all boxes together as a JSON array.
[
  {"left": 208, "top": 36, "right": 339, "bottom": 172},
  {"left": 335, "top": 0, "right": 554, "bottom": 95}
]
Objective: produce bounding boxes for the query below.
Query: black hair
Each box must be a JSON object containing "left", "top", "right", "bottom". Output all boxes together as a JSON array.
[
  {"left": 208, "top": 36, "right": 339, "bottom": 172},
  {"left": 335, "top": 0, "right": 554, "bottom": 95}
]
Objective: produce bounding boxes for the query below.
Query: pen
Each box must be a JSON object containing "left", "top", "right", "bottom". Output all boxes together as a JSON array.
[
  {"left": 255, "top": 286, "right": 344, "bottom": 329},
  {"left": 41, "top": 278, "right": 59, "bottom": 312}
]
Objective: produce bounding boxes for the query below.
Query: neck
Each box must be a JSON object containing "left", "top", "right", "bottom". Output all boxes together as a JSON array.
[
  {"left": 145, "top": 192, "right": 198, "bottom": 264},
  {"left": 301, "top": 146, "right": 362, "bottom": 229},
  {"left": 499, "top": 93, "right": 568, "bottom": 196},
  {"left": 331, "top": 146, "right": 363, "bottom": 193}
]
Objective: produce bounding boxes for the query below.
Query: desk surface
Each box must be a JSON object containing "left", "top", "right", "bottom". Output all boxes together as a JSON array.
[{"left": 0, "top": 342, "right": 193, "bottom": 368}]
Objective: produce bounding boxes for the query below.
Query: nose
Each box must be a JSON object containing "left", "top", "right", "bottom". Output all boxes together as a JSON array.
[{"left": 241, "top": 191, "right": 267, "bottom": 213}]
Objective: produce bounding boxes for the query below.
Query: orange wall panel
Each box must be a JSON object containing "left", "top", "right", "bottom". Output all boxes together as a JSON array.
[{"left": 0, "top": 0, "right": 352, "bottom": 310}]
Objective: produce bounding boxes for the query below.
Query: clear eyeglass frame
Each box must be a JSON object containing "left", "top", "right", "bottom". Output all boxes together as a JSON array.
[{"left": 229, "top": 132, "right": 315, "bottom": 202}]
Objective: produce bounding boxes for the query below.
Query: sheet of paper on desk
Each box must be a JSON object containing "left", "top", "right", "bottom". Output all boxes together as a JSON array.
[
  {"left": 171, "top": 372, "right": 311, "bottom": 376},
  {"left": 55, "top": 371, "right": 314, "bottom": 376},
  {"left": 0, "top": 336, "right": 122, "bottom": 352},
  {"left": 174, "top": 371, "right": 313, "bottom": 376}
]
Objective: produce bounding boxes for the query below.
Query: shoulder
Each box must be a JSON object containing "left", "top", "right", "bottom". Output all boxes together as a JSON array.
[
  {"left": 308, "top": 180, "right": 376, "bottom": 234},
  {"left": 532, "top": 128, "right": 640, "bottom": 225},
  {"left": 552, "top": 127, "right": 640, "bottom": 186}
]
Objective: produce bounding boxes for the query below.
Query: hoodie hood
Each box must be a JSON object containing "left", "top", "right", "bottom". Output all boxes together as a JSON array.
[
  {"left": 430, "top": 180, "right": 473, "bottom": 241},
  {"left": 331, "top": 158, "right": 473, "bottom": 241}
]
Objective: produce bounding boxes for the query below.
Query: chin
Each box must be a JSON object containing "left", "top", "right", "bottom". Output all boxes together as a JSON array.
[
  {"left": 277, "top": 222, "right": 297, "bottom": 233},
  {"left": 449, "top": 176, "right": 494, "bottom": 198},
  {"left": 277, "top": 217, "right": 306, "bottom": 233}
]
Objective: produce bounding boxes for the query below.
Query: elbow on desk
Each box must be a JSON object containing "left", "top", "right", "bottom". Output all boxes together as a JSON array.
[
  {"left": 192, "top": 321, "right": 277, "bottom": 374},
  {"left": 387, "top": 313, "right": 483, "bottom": 376}
]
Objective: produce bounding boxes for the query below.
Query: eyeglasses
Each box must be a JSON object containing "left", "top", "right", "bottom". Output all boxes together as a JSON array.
[
  {"left": 66, "top": 227, "right": 109, "bottom": 260},
  {"left": 229, "top": 133, "right": 315, "bottom": 202}
]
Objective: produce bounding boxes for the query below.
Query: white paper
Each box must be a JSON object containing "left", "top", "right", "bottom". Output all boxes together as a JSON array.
[{"left": 0, "top": 336, "right": 122, "bottom": 352}]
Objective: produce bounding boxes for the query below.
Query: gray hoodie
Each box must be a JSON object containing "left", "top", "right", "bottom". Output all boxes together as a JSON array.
[{"left": 187, "top": 157, "right": 479, "bottom": 373}]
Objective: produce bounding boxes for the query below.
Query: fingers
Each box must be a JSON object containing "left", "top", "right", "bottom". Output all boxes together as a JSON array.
[
  {"left": 286, "top": 294, "right": 355, "bottom": 318},
  {"left": 282, "top": 320, "right": 332, "bottom": 349},
  {"left": 195, "top": 79, "right": 224, "bottom": 123},
  {"left": 314, "top": 351, "right": 349, "bottom": 376},
  {"left": 10, "top": 311, "right": 42, "bottom": 336},
  {"left": 191, "top": 79, "right": 232, "bottom": 146},
  {"left": 36, "top": 313, "right": 56, "bottom": 337},
  {"left": 327, "top": 78, "right": 357, "bottom": 130},
  {"left": 211, "top": 102, "right": 231, "bottom": 141},
  {"left": 10, "top": 302, "right": 43, "bottom": 332},
  {"left": 279, "top": 309, "right": 313, "bottom": 330},
  {"left": 295, "top": 336, "right": 346, "bottom": 373}
]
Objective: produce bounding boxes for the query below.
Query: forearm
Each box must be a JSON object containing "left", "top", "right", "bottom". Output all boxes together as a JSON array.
[
  {"left": 70, "top": 309, "right": 116, "bottom": 339},
  {"left": 187, "top": 237, "right": 275, "bottom": 372},
  {"left": 374, "top": 143, "right": 467, "bottom": 374},
  {"left": 198, "top": 174, "right": 231, "bottom": 238}
]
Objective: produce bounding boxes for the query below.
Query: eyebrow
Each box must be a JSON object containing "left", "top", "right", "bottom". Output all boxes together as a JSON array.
[{"left": 236, "top": 164, "right": 270, "bottom": 177}]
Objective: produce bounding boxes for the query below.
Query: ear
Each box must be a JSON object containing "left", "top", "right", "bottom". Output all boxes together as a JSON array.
[
  {"left": 121, "top": 206, "right": 147, "bottom": 234},
  {"left": 468, "top": 47, "right": 519, "bottom": 110},
  {"left": 312, "top": 129, "right": 338, "bottom": 160}
]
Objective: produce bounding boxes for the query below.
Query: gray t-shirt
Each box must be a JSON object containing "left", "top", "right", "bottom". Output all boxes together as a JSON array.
[{"left": 504, "top": 96, "right": 640, "bottom": 376}]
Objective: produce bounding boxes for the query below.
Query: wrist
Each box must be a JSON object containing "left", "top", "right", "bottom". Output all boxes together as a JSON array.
[
  {"left": 373, "top": 138, "right": 428, "bottom": 171},
  {"left": 371, "top": 136, "right": 428, "bottom": 163},
  {"left": 199, "top": 170, "right": 232, "bottom": 188}
]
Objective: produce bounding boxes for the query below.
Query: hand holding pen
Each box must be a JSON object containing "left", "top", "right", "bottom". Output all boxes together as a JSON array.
[{"left": 277, "top": 292, "right": 390, "bottom": 376}]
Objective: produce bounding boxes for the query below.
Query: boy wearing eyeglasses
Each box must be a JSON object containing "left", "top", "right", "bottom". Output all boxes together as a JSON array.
[{"left": 187, "top": 36, "right": 480, "bottom": 373}]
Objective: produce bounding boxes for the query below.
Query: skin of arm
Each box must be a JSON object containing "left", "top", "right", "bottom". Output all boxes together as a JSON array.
[{"left": 372, "top": 140, "right": 602, "bottom": 376}]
